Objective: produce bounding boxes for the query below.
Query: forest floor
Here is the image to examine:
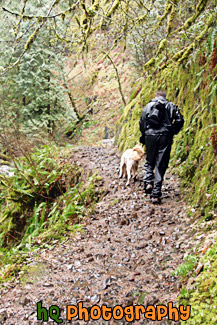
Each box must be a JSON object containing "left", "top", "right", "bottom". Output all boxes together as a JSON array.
[{"left": 0, "top": 142, "right": 195, "bottom": 324}]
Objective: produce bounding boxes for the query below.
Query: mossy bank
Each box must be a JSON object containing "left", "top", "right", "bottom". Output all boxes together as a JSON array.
[{"left": 116, "top": 34, "right": 217, "bottom": 323}]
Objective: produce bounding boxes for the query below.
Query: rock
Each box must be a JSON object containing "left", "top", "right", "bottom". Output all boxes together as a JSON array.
[
  {"left": 0, "top": 309, "right": 7, "bottom": 322},
  {"left": 0, "top": 165, "right": 14, "bottom": 177},
  {"left": 88, "top": 257, "right": 94, "bottom": 262},
  {"left": 43, "top": 283, "right": 54, "bottom": 287},
  {"left": 75, "top": 260, "right": 81, "bottom": 267},
  {"left": 66, "top": 264, "right": 74, "bottom": 270},
  {"left": 195, "top": 262, "right": 204, "bottom": 276},
  {"left": 136, "top": 244, "right": 148, "bottom": 250},
  {"left": 144, "top": 295, "right": 159, "bottom": 306},
  {"left": 133, "top": 272, "right": 141, "bottom": 276},
  {"left": 162, "top": 237, "right": 167, "bottom": 245},
  {"left": 91, "top": 294, "right": 101, "bottom": 303},
  {"left": 70, "top": 297, "right": 77, "bottom": 304},
  {"left": 138, "top": 258, "right": 146, "bottom": 265},
  {"left": 20, "top": 296, "right": 31, "bottom": 306},
  {"left": 186, "top": 277, "right": 196, "bottom": 291},
  {"left": 120, "top": 219, "right": 129, "bottom": 225}
]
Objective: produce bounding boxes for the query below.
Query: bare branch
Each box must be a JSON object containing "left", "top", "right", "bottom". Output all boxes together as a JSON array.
[
  {"left": 14, "top": 0, "right": 28, "bottom": 39},
  {"left": 0, "top": 0, "right": 65, "bottom": 76},
  {"left": 2, "top": 1, "right": 79, "bottom": 20},
  {"left": 104, "top": 53, "right": 126, "bottom": 106}
]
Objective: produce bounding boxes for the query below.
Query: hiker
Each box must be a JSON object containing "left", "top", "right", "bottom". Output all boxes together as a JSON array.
[{"left": 139, "top": 90, "right": 184, "bottom": 204}]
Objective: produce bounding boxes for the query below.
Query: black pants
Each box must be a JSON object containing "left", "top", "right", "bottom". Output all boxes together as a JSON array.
[{"left": 144, "top": 134, "right": 173, "bottom": 198}]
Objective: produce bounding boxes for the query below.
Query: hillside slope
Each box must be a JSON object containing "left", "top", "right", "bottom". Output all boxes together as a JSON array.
[
  {"left": 116, "top": 30, "right": 217, "bottom": 325},
  {"left": 65, "top": 46, "right": 135, "bottom": 145}
]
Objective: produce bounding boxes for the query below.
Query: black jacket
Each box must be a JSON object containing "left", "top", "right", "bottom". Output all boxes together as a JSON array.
[{"left": 140, "top": 96, "right": 184, "bottom": 137}]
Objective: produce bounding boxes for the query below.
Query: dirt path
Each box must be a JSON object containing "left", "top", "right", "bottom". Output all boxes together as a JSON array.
[{"left": 0, "top": 144, "right": 193, "bottom": 324}]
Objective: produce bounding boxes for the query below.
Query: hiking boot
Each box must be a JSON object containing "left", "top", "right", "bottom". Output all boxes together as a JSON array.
[
  {"left": 151, "top": 197, "right": 161, "bottom": 205},
  {"left": 145, "top": 183, "right": 153, "bottom": 194}
]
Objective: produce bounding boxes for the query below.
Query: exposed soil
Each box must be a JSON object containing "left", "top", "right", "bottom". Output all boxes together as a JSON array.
[{"left": 0, "top": 143, "right": 193, "bottom": 324}]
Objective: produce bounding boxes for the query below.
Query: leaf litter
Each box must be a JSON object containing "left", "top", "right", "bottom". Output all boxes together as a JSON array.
[{"left": 0, "top": 144, "right": 195, "bottom": 324}]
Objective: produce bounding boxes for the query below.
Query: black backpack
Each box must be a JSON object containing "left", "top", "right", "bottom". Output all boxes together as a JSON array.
[
  {"left": 147, "top": 100, "right": 166, "bottom": 128},
  {"left": 139, "top": 99, "right": 167, "bottom": 144}
]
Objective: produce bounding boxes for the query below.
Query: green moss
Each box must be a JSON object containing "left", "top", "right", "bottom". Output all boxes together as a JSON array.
[
  {"left": 178, "top": 14, "right": 214, "bottom": 65},
  {"left": 61, "top": 13, "right": 65, "bottom": 21},
  {"left": 172, "top": 0, "right": 210, "bottom": 35},
  {"left": 179, "top": 242, "right": 217, "bottom": 324},
  {"left": 20, "top": 264, "right": 48, "bottom": 286},
  {"left": 137, "top": 12, "right": 149, "bottom": 24},
  {"left": 157, "top": 39, "right": 167, "bottom": 55},
  {"left": 143, "top": 57, "right": 156, "bottom": 70},
  {"left": 36, "top": 16, "right": 43, "bottom": 23},
  {"left": 156, "top": 1, "right": 173, "bottom": 27},
  {"left": 116, "top": 98, "right": 144, "bottom": 152},
  {"left": 24, "top": 26, "right": 40, "bottom": 50},
  {"left": 183, "top": 16, "right": 194, "bottom": 29},
  {"left": 167, "top": 5, "right": 176, "bottom": 34},
  {"left": 195, "top": 0, "right": 210, "bottom": 16},
  {"left": 117, "top": 39, "right": 216, "bottom": 214},
  {"left": 116, "top": 19, "right": 216, "bottom": 323},
  {"left": 107, "top": 0, "right": 120, "bottom": 17}
]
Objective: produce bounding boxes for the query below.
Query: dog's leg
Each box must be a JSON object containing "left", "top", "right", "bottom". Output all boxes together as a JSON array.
[
  {"left": 119, "top": 158, "right": 124, "bottom": 178},
  {"left": 123, "top": 164, "right": 127, "bottom": 178},
  {"left": 133, "top": 162, "right": 138, "bottom": 180},
  {"left": 133, "top": 167, "right": 137, "bottom": 181},
  {"left": 126, "top": 161, "right": 132, "bottom": 186},
  {"left": 119, "top": 167, "right": 123, "bottom": 178}
]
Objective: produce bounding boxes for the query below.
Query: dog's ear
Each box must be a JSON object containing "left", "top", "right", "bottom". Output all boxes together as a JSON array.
[
  {"left": 133, "top": 145, "right": 144, "bottom": 153},
  {"left": 133, "top": 145, "right": 140, "bottom": 151}
]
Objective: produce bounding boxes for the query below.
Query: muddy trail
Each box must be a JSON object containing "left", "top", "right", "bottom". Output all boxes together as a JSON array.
[{"left": 0, "top": 143, "right": 193, "bottom": 324}]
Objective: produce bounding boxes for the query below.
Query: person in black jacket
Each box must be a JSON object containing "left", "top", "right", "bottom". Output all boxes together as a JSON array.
[{"left": 139, "top": 90, "right": 184, "bottom": 204}]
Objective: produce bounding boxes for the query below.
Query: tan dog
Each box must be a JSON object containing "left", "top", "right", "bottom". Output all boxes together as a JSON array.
[{"left": 119, "top": 144, "right": 144, "bottom": 185}]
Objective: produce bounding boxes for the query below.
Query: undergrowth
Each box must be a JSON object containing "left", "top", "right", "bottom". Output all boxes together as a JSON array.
[
  {"left": 172, "top": 255, "right": 198, "bottom": 279},
  {"left": 178, "top": 244, "right": 217, "bottom": 324},
  {"left": 0, "top": 145, "right": 103, "bottom": 282}
]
